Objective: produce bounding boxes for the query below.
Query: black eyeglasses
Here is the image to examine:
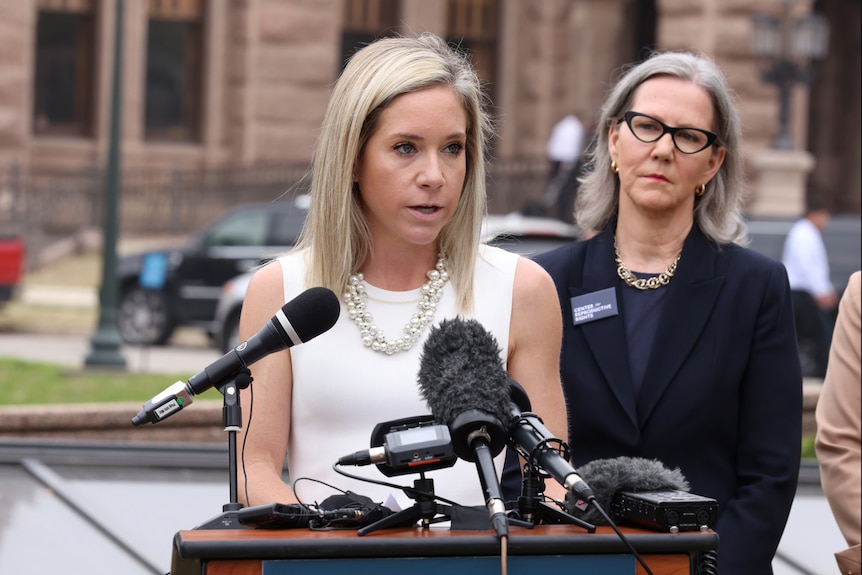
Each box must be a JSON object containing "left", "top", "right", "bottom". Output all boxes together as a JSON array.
[{"left": 620, "top": 111, "right": 719, "bottom": 154}]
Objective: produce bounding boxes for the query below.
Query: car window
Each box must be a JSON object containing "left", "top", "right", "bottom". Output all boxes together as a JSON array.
[
  {"left": 206, "top": 209, "right": 269, "bottom": 247},
  {"left": 269, "top": 209, "right": 308, "bottom": 245}
]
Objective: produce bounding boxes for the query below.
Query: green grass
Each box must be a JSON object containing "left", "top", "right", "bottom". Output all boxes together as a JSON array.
[
  {"left": 0, "top": 357, "right": 221, "bottom": 405},
  {"left": 801, "top": 433, "right": 817, "bottom": 460},
  {"left": 0, "top": 358, "right": 823, "bottom": 464}
]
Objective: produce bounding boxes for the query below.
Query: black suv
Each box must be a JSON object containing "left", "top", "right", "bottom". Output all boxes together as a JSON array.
[{"left": 116, "top": 199, "right": 308, "bottom": 346}]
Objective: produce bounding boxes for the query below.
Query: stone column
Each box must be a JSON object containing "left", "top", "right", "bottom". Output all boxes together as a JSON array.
[
  {"left": 401, "top": 0, "right": 446, "bottom": 35},
  {"left": 747, "top": 149, "right": 814, "bottom": 217},
  {"left": 0, "top": 1, "right": 34, "bottom": 161}
]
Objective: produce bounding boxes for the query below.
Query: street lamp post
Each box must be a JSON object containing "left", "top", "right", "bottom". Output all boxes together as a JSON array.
[
  {"left": 751, "top": 0, "right": 830, "bottom": 150},
  {"left": 85, "top": 0, "right": 126, "bottom": 369}
]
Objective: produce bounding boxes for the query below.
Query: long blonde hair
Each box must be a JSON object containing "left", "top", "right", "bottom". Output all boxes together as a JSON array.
[{"left": 294, "top": 33, "right": 494, "bottom": 311}]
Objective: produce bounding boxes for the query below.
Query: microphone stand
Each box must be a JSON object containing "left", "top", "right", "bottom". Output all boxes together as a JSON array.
[
  {"left": 194, "top": 368, "right": 254, "bottom": 530},
  {"left": 512, "top": 463, "right": 595, "bottom": 533},
  {"left": 357, "top": 473, "right": 451, "bottom": 536}
]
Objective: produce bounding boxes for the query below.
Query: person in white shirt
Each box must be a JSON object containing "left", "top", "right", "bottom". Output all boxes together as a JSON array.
[
  {"left": 782, "top": 201, "right": 839, "bottom": 376},
  {"left": 547, "top": 113, "right": 586, "bottom": 180},
  {"left": 540, "top": 113, "right": 587, "bottom": 221}
]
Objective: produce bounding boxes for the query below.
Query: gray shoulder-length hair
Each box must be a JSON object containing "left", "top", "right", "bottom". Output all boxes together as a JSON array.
[
  {"left": 575, "top": 51, "right": 747, "bottom": 245},
  {"left": 293, "top": 33, "right": 494, "bottom": 312}
]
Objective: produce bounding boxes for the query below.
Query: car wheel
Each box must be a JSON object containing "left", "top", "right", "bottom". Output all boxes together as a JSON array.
[
  {"left": 220, "top": 308, "right": 242, "bottom": 354},
  {"left": 118, "top": 286, "right": 175, "bottom": 346}
]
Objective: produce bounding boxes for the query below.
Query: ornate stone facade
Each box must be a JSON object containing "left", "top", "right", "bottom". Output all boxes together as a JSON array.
[{"left": 0, "top": 0, "right": 857, "bottom": 217}]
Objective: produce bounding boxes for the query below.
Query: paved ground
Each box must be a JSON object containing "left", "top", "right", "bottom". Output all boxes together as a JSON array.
[
  {"left": 0, "top": 330, "right": 220, "bottom": 375},
  {"left": 3, "top": 278, "right": 218, "bottom": 372}
]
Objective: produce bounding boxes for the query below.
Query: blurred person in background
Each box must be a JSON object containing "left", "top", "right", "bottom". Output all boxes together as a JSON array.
[
  {"left": 816, "top": 270, "right": 861, "bottom": 575},
  {"left": 535, "top": 51, "right": 802, "bottom": 574},
  {"left": 782, "top": 199, "right": 839, "bottom": 378},
  {"left": 534, "top": 112, "right": 588, "bottom": 222},
  {"left": 547, "top": 112, "right": 586, "bottom": 182}
]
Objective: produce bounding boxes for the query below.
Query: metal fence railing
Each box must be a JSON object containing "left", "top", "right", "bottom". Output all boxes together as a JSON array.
[{"left": 0, "top": 157, "right": 550, "bottom": 271}]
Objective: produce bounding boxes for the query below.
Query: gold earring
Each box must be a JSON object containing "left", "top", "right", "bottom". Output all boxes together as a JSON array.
[
  {"left": 695, "top": 184, "right": 706, "bottom": 197},
  {"left": 611, "top": 161, "right": 619, "bottom": 174}
]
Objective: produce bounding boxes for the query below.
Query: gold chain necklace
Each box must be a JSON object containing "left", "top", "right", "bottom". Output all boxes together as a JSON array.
[{"left": 614, "top": 242, "right": 680, "bottom": 290}]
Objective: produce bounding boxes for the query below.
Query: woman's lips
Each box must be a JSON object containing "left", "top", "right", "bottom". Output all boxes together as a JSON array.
[{"left": 646, "top": 174, "right": 669, "bottom": 183}]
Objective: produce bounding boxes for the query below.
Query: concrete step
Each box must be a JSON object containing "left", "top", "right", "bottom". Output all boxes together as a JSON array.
[{"left": 0, "top": 401, "right": 224, "bottom": 444}]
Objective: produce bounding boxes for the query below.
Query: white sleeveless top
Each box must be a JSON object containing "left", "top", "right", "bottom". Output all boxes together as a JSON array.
[{"left": 278, "top": 244, "right": 518, "bottom": 510}]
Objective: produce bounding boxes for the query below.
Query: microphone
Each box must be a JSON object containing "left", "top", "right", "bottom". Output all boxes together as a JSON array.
[
  {"left": 131, "top": 286, "right": 341, "bottom": 426},
  {"left": 562, "top": 456, "right": 693, "bottom": 527},
  {"left": 336, "top": 415, "right": 457, "bottom": 476},
  {"left": 419, "top": 316, "right": 596, "bottom": 500},
  {"left": 418, "top": 317, "right": 518, "bottom": 539},
  {"left": 506, "top": 379, "right": 595, "bottom": 502}
]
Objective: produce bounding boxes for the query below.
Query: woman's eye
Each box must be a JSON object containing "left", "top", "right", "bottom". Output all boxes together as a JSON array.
[
  {"left": 637, "top": 120, "right": 660, "bottom": 133},
  {"left": 678, "top": 131, "right": 702, "bottom": 144},
  {"left": 394, "top": 143, "right": 416, "bottom": 154},
  {"left": 444, "top": 142, "right": 464, "bottom": 155}
]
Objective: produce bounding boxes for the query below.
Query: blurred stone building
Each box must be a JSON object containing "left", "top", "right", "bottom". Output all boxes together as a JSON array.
[{"left": 0, "top": 0, "right": 858, "bottom": 241}]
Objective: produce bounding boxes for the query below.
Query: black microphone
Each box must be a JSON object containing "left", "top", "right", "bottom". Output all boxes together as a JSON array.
[
  {"left": 418, "top": 317, "right": 517, "bottom": 540},
  {"left": 131, "top": 286, "right": 341, "bottom": 426},
  {"left": 506, "top": 379, "right": 595, "bottom": 502}
]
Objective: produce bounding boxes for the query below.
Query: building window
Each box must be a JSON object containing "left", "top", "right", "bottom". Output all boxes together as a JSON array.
[
  {"left": 145, "top": 0, "right": 203, "bottom": 142},
  {"left": 33, "top": 0, "right": 95, "bottom": 137},
  {"left": 446, "top": 0, "right": 499, "bottom": 101},
  {"left": 340, "top": 0, "right": 400, "bottom": 69}
]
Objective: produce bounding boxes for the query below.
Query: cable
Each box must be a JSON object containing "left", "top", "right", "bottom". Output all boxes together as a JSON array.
[
  {"left": 331, "top": 462, "right": 461, "bottom": 507},
  {"left": 589, "top": 502, "right": 656, "bottom": 575},
  {"left": 524, "top": 436, "right": 656, "bottom": 575},
  {"left": 240, "top": 377, "right": 254, "bottom": 507},
  {"left": 699, "top": 549, "right": 719, "bottom": 575}
]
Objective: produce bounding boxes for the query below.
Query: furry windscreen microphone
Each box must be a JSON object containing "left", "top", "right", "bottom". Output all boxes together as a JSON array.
[
  {"left": 417, "top": 317, "right": 515, "bottom": 540},
  {"left": 565, "top": 457, "right": 690, "bottom": 525},
  {"left": 417, "top": 317, "right": 514, "bottom": 434}
]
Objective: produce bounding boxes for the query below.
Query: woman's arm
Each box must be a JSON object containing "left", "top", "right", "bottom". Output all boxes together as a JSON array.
[
  {"left": 816, "top": 271, "right": 862, "bottom": 548},
  {"left": 507, "top": 256, "right": 569, "bottom": 502},
  {"left": 715, "top": 261, "right": 803, "bottom": 573},
  {"left": 237, "top": 261, "right": 300, "bottom": 505}
]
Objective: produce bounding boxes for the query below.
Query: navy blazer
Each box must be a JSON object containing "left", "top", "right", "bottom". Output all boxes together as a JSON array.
[{"left": 535, "top": 225, "right": 802, "bottom": 574}]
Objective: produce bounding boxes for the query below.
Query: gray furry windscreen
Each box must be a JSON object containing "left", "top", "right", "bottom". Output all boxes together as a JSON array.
[
  {"left": 565, "top": 456, "right": 690, "bottom": 524},
  {"left": 417, "top": 317, "right": 513, "bottom": 427}
]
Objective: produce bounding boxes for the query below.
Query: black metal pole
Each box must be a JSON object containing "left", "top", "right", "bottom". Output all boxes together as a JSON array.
[
  {"left": 193, "top": 372, "right": 250, "bottom": 530},
  {"left": 773, "top": 59, "right": 797, "bottom": 150},
  {"left": 85, "top": 0, "right": 126, "bottom": 368}
]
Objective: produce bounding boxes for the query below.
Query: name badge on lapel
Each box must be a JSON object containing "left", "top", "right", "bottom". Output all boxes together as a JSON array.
[{"left": 570, "top": 287, "right": 619, "bottom": 326}]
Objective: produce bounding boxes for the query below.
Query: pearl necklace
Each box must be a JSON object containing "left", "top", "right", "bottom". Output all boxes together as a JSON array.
[
  {"left": 345, "top": 255, "right": 449, "bottom": 355},
  {"left": 614, "top": 242, "right": 680, "bottom": 290}
]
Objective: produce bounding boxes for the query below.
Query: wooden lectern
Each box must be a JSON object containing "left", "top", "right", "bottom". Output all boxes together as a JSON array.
[{"left": 171, "top": 524, "right": 717, "bottom": 575}]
